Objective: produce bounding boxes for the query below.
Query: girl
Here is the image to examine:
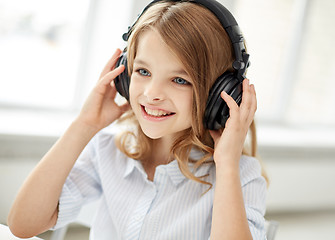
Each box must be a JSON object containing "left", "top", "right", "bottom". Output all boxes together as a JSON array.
[{"left": 8, "top": 0, "right": 267, "bottom": 239}]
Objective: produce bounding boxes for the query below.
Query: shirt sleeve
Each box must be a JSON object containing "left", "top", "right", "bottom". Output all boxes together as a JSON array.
[
  {"left": 52, "top": 135, "right": 102, "bottom": 230},
  {"left": 240, "top": 155, "right": 268, "bottom": 240}
]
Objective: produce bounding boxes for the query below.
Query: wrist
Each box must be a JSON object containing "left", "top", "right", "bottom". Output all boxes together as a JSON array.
[
  {"left": 215, "top": 162, "right": 239, "bottom": 175},
  {"left": 215, "top": 163, "right": 241, "bottom": 188},
  {"left": 71, "top": 118, "right": 101, "bottom": 139},
  {"left": 213, "top": 153, "right": 241, "bottom": 169}
]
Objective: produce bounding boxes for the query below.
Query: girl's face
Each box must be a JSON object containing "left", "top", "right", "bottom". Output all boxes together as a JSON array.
[{"left": 129, "top": 29, "right": 193, "bottom": 140}]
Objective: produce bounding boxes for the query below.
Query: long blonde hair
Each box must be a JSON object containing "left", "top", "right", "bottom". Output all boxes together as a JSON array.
[{"left": 115, "top": 1, "right": 266, "bottom": 187}]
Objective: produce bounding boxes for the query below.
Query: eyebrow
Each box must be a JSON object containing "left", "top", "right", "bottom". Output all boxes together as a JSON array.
[
  {"left": 133, "top": 59, "right": 148, "bottom": 66},
  {"left": 133, "top": 58, "right": 190, "bottom": 77}
]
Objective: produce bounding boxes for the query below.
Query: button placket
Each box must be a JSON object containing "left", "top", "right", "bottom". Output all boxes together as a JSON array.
[
  {"left": 138, "top": 167, "right": 167, "bottom": 238},
  {"left": 124, "top": 183, "right": 157, "bottom": 240},
  {"left": 153, "top": 166, "right": 167, "bottom": 187}
]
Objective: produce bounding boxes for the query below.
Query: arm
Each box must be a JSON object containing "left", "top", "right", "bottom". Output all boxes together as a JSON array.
[
  {"left": 7, "top": 49, "right": 129, "bottom": 238},
  {"left": 210, "top": 79, "right": 257, "bottom": 240}
]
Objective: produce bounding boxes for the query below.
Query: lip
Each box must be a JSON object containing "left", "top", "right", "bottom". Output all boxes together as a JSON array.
[{"left": 140, "top": 104, "right": 175, "bottom": 122}]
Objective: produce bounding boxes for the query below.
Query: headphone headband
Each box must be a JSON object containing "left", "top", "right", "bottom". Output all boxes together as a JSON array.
[{"left": 122, "top": 0, "right": 249, "bottom": 81}]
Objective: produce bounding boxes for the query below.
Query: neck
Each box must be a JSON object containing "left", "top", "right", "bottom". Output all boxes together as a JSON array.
[
  {"left": 150, "top": 136, "right": 175, "bottom": 165},
  {"left": 141, "top": 135, "right": 175, "bottom": 181}
]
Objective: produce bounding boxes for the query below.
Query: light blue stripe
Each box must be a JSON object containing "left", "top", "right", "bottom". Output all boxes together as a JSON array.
[{"left": 53, "top": 131, "right": 267, "bottom": 239}]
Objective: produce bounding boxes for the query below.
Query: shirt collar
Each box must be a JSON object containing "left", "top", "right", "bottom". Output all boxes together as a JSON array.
[
  {"left": 167, "top": 148, "right": 214, "bottom": 186},
  {"left": 164, "top": 160, "right": 187, "bottom": 186},
  {"left": 123, "top": 148, "right": 213, "bottom": 186},
  {"left": 165, "top": 160, "right": 213, "bottom": 187},
  {"left": 123, "top": 157, "right": 185, "bottom": 186},
  {"left": 124, "top": 157, "right": 146, "bottom": 178}
]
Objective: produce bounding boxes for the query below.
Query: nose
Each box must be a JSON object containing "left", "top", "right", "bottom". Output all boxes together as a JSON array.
[{"left": 143, "top": 78, "right": 166, "bottom": 102}]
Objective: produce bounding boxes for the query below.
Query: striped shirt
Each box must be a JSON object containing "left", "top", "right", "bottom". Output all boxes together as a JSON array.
[{"left": 53, "top": 130, "right": 267, "bottom": 239}]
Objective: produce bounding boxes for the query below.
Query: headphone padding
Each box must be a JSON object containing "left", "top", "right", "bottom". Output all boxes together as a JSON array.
[
  {"left": 205, "top": 73, "right": 235, "bottom": 129},
  {"left": 219, "top": 81, "right": 242, "bottom": 126},
  {"left": 205, "top": 73, "right": 234, "bottom": 118},
  {"left": 204, "top": 73, "right": 243, "bottom": 129},
  {"left": 114, "top": 52, "right": 130, "bottom": 100}
]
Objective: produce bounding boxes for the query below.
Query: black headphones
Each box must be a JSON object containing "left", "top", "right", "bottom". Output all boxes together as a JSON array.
[{"left": 114, "top": 0, "right": 250, "bottom": 130}]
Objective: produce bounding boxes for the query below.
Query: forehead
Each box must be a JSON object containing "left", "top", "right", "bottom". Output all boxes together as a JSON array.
[{"left": 135, "top": 29, "right": 188, "bottom": 73}]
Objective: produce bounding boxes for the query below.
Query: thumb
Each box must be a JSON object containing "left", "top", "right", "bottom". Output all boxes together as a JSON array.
[
  {"left": 119, "top": 102, "right": 131, "bottom": 113},
  {"left": 209, "top": 130, "right": 220, "bottom": 143}
]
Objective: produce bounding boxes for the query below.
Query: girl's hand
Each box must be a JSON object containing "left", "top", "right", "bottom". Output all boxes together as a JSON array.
[
  {"left": 76, "top": 49, "right": 130, "bottom": 133},
  {"left": 209, "top": 79, "right": 257, "bottom": 168}
]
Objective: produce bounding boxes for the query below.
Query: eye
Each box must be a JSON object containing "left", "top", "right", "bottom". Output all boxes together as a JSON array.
[
  {"left": 138, "top": 69, "right": 151, "bottom": 76},
  {"left": 173, "top": 77, "right": 190, "bottom": 85}
]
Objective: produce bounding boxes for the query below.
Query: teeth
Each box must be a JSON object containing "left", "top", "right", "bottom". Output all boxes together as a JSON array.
[{"left": 144, "top": 107, "right": 171, "bottom": 117}]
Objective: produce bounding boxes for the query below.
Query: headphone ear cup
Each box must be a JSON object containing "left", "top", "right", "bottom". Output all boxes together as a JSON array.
[
  {"left": 219, "top": 80, "right": 242, "bottom": 127},
  {"left": 204, "top": 73, "right": 242, "bottom": 130},
  {"left": 114, "top": 52, "right": 130, "bottom": 100}
]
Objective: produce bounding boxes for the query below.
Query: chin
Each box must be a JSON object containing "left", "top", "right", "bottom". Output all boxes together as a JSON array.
[{"left": 141, "top": 128, "right": 164, "bottom": 140}]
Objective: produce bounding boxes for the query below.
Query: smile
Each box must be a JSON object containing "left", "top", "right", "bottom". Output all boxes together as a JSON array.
[{"left": 141, "top": 105, "right": 175, "bottom": 119}]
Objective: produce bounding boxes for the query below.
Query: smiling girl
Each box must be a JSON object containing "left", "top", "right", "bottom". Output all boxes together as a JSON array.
[{"left": 8, "top": 1, "right": 267, "bottom": 239}]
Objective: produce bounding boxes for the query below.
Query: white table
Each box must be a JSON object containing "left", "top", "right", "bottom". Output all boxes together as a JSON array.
[{"left": 0, "top": 224, "right": 43, "bottom": 240}]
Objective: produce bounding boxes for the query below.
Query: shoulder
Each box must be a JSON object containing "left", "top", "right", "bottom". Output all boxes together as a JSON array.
[
  {"left": 92, "top": 129, "right": 116, "bottom": 147},
  {"left": 239, "top": 155, "right": 263, "bottom": 186},
  {"left": 87, "top": 129, "right": 126, "bottom": 161},
  {"left": 90, "top": 126, "right": 124, "bottom": 151}
]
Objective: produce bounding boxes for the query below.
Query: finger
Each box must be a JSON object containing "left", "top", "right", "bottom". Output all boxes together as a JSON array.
[
  {"left": 241, "top": 83, "right": 257, "bottom": 124},
  {"left": 99, "top": 65, "right": 125, "bottom": 86},
  {"left": 100, "top": 48, "right": 123, "bottom": 78},
  {"left": 250, "top": 84, "right": 257, "bottom": 113},
  {"left": 119, "top": 102, "right": 131, "bottom": 113},
  {"left": 209, "top": 130, "right": 220, "bottom": 143},
  {"left": 240, "top": 79, "right": 252, "bottom": 107},
  {"left": 220, "top": 91, "right": 239, "bottom": 116},
  {"left": 239, "top": 79, "right": 254, "bottom": 120},
  {"left": 95, "top": 65, "right": 125, "bottom": 94},
  {"left": 242, "top": 81, "right": 257, "bottom": 112}
]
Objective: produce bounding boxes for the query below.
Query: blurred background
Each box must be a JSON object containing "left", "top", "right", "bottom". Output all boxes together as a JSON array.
[{"left": 0, "top": 0, "right": 335, "bottom": 239}]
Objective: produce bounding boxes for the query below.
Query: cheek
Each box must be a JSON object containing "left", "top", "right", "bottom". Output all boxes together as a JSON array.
[
  {"left": 129, "top": 87, "right": 137, "bottom": 111},
  {"left": 186, "top": 91, "right": 194, "bottom": 112},
  {"left": 180, "top": 91, "right": 193, "bottom": 117},
  {"left": 129, "top": 76, "right": 141, "bottom": 103}
]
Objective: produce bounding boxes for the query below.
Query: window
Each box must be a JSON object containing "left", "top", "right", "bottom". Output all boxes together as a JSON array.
[
  {"left": 0, "top": 0, "right": 131, "bottom": 110},
  {"left": 230, "top": 0, "right": 335, "bottom": 127},
  {"left": 1, "top": 0, "right": 334, "bottom": 138},
  {"left": 0, "top": 0, "right": 89, "bottom": 109}
]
